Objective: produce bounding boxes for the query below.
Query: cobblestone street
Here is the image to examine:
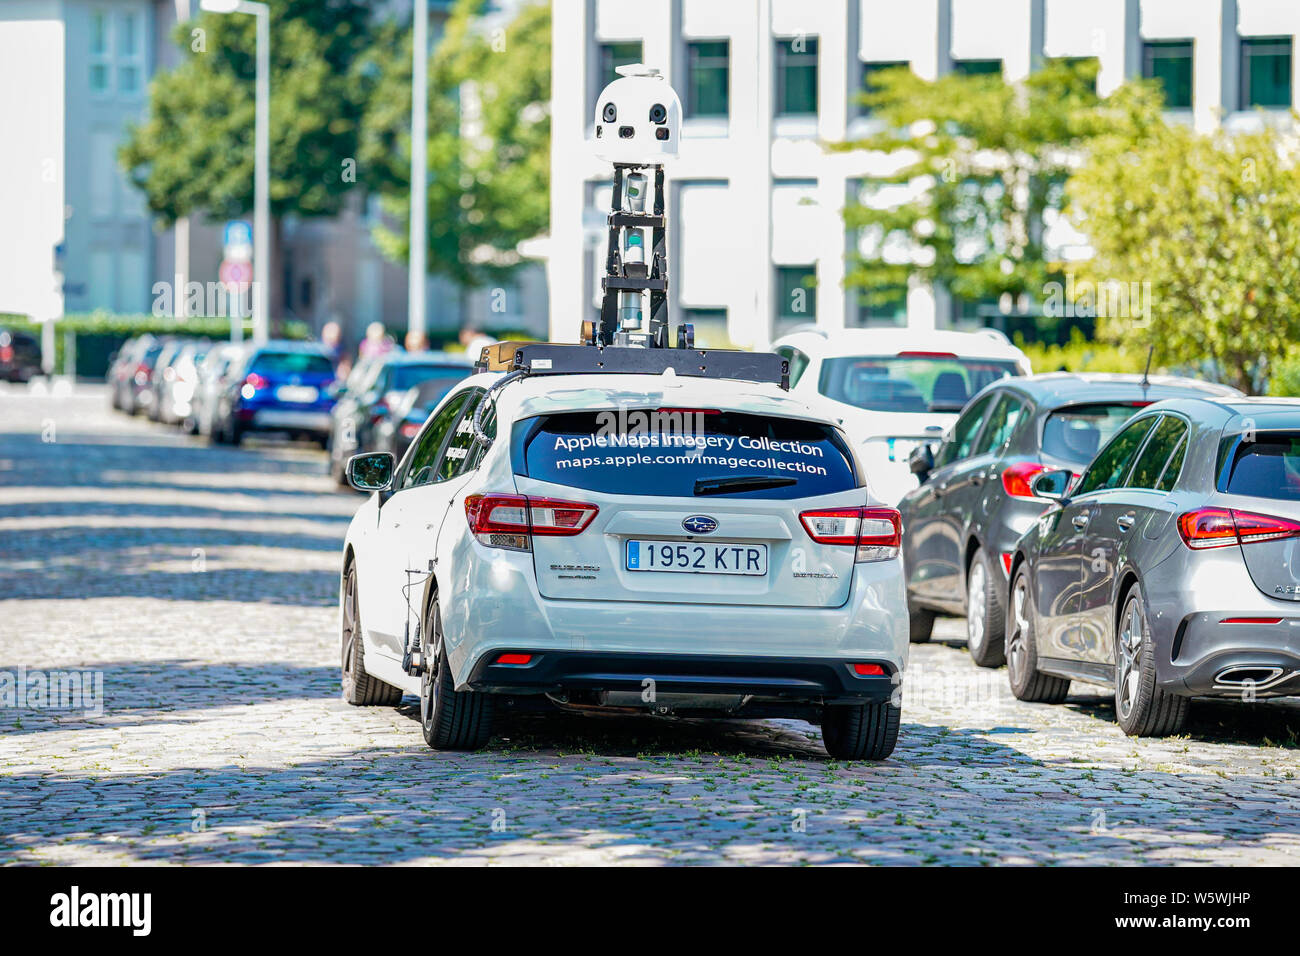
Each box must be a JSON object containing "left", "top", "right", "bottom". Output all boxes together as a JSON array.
[{"left": 1, "top": 386, "right": 1298, "bottom": 865}]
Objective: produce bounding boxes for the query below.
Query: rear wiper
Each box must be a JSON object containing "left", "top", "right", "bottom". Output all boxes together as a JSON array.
[{"left": 694, "top": 475, "right": 798, "bottom": 496}]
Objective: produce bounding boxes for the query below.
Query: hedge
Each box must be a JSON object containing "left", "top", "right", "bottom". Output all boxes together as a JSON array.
[{"left": 2, "top": 311, "right": 310, "bottom": 378}]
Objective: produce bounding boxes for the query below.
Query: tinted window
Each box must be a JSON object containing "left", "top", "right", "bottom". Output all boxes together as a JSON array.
[
  {"left": 973, "top": 394, "right": 1025, "bottom": 455},
  {"left": 1074, "top": 416, "right": 1158, "bottom": 496},
  {"left": 402, "top": 391, "right": 471, "bottom": 489},
  {"left": 516, "top": 410, "right": 858, "bottom": 499},
  {"left": 462, "top": 403, "right": 497, "bottom": 474},
  {"left": 1155, "top": 435, "right": 1186, "bottom": 492},
  {"left": 1222, "top": 434, "right": 1300, "bottom": 501},
  {"left": 249, "top": 351, "right": 334, "bottom": 376},
  {"left": 936, "top": 393, "right": 996, "bottom": 467},
  {"left": 1041, "top": 402, "right": 1150, "bottom": 465},
  {"left": 437, "top": 391, "right": 483, "bottom": 482},
  {"left": 819, "top": 355, "right": 1020, "bottom": 413},
  {"left": 1130, "top": 416, "right": 1188, "bottom": 489}
]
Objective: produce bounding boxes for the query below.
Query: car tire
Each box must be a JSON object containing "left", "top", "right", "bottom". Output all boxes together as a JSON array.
[
  {"left": 420, "top": 597, "right": 495, "bottom": 751},
  {"left": 820, "top": 699, "right": 901, "bottom": 761},
  {"left": 966, "top": 548, "right": 1006, "bottom": 668},
  {"left": 1114, "top": 587, "right": 1188, "bottom": 737},
  {"left": 908, "top": 602, "right": 935, "bottom": 643},
  {"left": 340, "top": 562, "right": 404, "bottom": 707},
  {"left": 1006, "top": 565, "right": 1070, "bottom": 704}
]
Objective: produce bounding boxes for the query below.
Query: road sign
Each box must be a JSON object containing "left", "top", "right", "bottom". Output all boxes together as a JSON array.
[{"left": 219, "top": 260, "right": 253, "bottom": 285}]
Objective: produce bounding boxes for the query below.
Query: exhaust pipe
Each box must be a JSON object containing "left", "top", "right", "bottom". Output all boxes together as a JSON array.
[{"left": 1213, "top": 665, "right": 1289, "bottom": 690}]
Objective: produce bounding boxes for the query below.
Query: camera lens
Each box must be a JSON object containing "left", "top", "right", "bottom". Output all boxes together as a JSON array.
[
  {"left": 649, "top": 103, "right": 667, "bottom": 124},
  {"left": 618, "top": 126, "right": 635, "bottom": 139},
  {"left": 602, "top": 103, "right": 618, "bottom": 123}
]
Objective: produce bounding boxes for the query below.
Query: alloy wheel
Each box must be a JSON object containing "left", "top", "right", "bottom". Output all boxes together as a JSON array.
[
  {"left": 1007, "top": 574, "right": 1029, "bottom": 684},
  {"left": 1116, "top": 596, "right": 1144, "bottom": 720},
  {"left": 967, "top": 560, "right": 987, "bottom": 656}
]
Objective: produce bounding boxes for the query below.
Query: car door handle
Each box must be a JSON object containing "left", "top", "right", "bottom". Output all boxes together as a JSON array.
[
  {"left": 1117, "top": 514, "right": 1136, "bottom": 532},
  {"left": 1071, "top": 514, "right": 1090, "bottom": 530}
]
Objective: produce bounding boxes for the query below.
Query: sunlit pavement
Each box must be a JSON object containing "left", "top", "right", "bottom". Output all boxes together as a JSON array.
[{"left": 1, "top": 385, "right": 1298, "bottom": 865}]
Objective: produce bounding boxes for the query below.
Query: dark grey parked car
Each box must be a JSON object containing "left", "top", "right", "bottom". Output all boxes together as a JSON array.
[
  {"left": 899, "top": 374, "right": 1240, "bottom": 667},
  {"left": 1006, "top": 396, "right": 1300, "bottom": 736}
]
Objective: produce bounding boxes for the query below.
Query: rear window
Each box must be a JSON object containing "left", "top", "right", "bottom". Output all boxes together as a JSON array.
[
  {"left": 1221, "top": 434, "right": 1300, "bottom": 501},
  {"left": 249, "top": 351, "right": 334, "bottom": 376},
  {"left": 391, "top": 364, "right": 469, "bottom": 393},
  {"left": 514, "top": 410, "right": 859, "bottom": 499},
  {"left": 818, "top": 355, "right": 1020, "bottom": 413},
  {"left": 1042, "top": 402, "right": 1150, "bottom": 464}
]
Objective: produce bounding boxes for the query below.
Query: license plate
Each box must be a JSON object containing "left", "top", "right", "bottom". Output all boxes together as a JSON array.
[
  {"left": 276, "top": 385, "right": 318, "bottom": 404},
  {"left": 625, "top": 540, "right": 768, "bottom": 576}
]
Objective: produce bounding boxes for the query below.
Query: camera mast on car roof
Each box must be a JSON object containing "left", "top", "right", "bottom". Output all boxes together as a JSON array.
[{"left": 474, "top": 65, "right": 789, "bottom": 391}]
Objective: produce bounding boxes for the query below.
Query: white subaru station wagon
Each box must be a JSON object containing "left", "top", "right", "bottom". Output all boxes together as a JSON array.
[{"left": 338, "top": 345, "right": 909, "bottom": 760}]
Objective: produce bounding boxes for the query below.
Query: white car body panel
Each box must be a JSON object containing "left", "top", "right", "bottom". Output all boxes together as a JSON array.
[{"left": 772, "top": 328, "right": 1033, "bottom": 505}]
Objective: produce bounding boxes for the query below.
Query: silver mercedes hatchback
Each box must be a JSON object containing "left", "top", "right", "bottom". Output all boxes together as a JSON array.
[{"left": 1006, "top": 396, "right": 1300, "bottom": 736}]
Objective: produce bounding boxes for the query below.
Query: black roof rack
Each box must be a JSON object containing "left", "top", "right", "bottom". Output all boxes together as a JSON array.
[{"left": 475, "top": 342, "right": 790, "bottom": 390}]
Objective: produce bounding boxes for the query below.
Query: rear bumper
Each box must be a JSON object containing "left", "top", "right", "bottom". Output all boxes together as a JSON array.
[
  {"left": 247, "top": 408, "right": 332, "bottom": 432},
  {"left": 466, "top": 650, "right": 897, "bottom": 702},
  {"left": 1145, "top": 549, "right": 1300, "bottom": 698},
  {"left": 438, "top": 535, "right": 910, "bottom": 692}
]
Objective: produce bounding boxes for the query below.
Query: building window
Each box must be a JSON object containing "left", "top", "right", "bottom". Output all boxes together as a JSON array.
[
  {"left": 117, "top": 10, "right": 144, "bottom": 94},
  {"left": 1241, "top": 37, "right": 1293, "bottom": 109},
  {"left": 90, "top": 10, "right": 111, "bottom": 92},
  {"left": 952, "top": 59, "right": 1001, "bottom": 77},
  {"left": 775, "top": 37, "right": 818, "bottom": 117},
  {"left": 680, "top": 308, "right": 728, "bottom": 347},
  {"left": 855, "top": 60, "right": 908, "bottom": 117},
  {"left": 686, "top": 40, "right": 729, "bottom": 118},
  {"left": 852, "top": 288, "right": 908, "bottom": 327},
  {"left": 1141, "top": 40, "right": 1193, "bottom": 109},
  {"left": 597, "top": 41, "right": 642, "bottom": 90},
  {"left": 775, "top": 266, "right": 816, "bottom": 335}
]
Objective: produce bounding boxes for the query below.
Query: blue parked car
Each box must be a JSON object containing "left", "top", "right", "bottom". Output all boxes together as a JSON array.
[{"left": 209, "top": 341, "right": 338, "bottom": 446}]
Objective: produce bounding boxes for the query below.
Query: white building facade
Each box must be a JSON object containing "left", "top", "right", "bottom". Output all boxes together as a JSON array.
[{"left": 548, "top": 0, "right": 1300, "bottom": 349}]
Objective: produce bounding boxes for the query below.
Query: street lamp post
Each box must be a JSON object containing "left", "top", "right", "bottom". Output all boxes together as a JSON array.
[
  {"left": 409, "top": 0, "right": 429, "bottom": 343},
  {"left": 200, "top": 0, "right": 270, "bottom": 344}
]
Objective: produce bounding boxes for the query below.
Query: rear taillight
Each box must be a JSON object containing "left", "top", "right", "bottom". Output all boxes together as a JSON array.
[
  {"left": 1177, "top": 507, "right": 1300, "bottom": 550},
  {"left": 1001, "top": 461, "right": 1047, "bottom": 499},
  {"left": 799, "top": 506, "right": 901, "bottom": 562},
  {"left": 0, "top": 346, "right": 12, "bottom": 362},
  {"left": 240, "top": 372, "right": 268, "bottom": 399},
  {"left": 465, "top": 494, "right": 598, "bottom": 551},
  {"left": 399, "top": 422, "right": 421, "bottom": 438},
  {"left": 369, "top": 403, "right": 389, "bottom": 425}
]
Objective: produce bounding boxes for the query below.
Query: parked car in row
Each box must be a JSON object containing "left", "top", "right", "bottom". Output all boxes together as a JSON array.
[
  {"left": 186, "top": 344, "right": 244, "bottom": 437},
  {"left": 1007, "top": 395, "right": 1300, "bottom": 735},
  {"left": 339, "top": 348, "right": 908, "bottom": 759},
  {"left": 328, "top": 351, "right": 473, "bottom": 484},
  {"left": 109, "top": 335, "right": 167, "bottom": 415},
  {"left": 372, "top": 373, "right": 473, "bottom": 463},
  {"left": 209, "top": 341, "right": 338, "bottom": 446},
  {"left": 772, "top": 328, "right": 1032, "bottom": 505},
  {"left": 0, "top": 327, "right": 42, "bottom": 383},
  {"left": 899, "top": 373, "right": 1242, "bottom": 664}
]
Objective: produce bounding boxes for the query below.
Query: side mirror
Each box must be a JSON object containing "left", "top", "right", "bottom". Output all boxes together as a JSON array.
[
  {"left": 908, "top": 443, "right": 936, "bottom": 477},
  {"left": 1031, "top": 468, "right": 1073, "bottom": 501},
  {"left": 347, "top": 452, "right": 394, "bottom": 492}
]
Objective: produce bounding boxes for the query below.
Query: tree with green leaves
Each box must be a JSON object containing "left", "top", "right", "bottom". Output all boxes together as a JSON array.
[
  {"left": 120, "top": 0, "right": 382, "bottom": 319},
  {"left": 834, "top": 60, "right": 1163, "bottom": 322},
  {"left": 1068, "top": 120, "right": 1300, "bottom": 394},
  {"left": 358, "top": 0, "right": 551, "bottom": 290}
]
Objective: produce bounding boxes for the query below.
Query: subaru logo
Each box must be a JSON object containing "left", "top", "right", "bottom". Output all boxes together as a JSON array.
[{"left": 682, "top": 515, "right": 718, "bottom": 535}]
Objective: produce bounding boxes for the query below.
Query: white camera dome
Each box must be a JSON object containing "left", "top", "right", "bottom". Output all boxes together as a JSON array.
[{"left": 591, "top": 64, "right": 682, "bottom": 165}]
